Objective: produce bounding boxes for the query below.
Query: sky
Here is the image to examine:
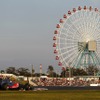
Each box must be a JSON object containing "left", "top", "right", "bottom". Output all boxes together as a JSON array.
[{"left": 0, "top": 0, "right": 100, "bottom": 73}]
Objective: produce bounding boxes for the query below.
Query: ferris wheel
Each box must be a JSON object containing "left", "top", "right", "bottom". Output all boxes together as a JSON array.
[{"left": 53, "top": 6, "right": 100, "bottom": 69}]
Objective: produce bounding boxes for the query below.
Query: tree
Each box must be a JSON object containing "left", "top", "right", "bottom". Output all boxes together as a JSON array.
[
  {"left": 61, "top": 67, "right": 73, "bottom": 77},
  {"left": 61, "top": 70, "right": 66, "bottom": 77},
  {"left": 73, "top": 68, "right": 87, "bottom": 76},
  {"left": 47, "top": 65, "right": 54, "bottom": 77},
  {"left": 60, "top": 67, "right": 87, "bottom": 77},
  {"left": 60, "top": 67, "right": 67, "bottom": 77},
  {"left": 86, "top": 65, "right": 99, "bottom": 76},
  {"left": 6, "top": 67, "right": 18, "bottom": 75},
  {"left": 17, "top": 67, "right": 31, "bottom": 77},
  {"left": 0, "top": 70, "right": 5, "bottom": 73}
]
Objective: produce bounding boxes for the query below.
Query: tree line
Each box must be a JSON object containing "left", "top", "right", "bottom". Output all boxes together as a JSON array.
[{"left": 0, "top": 65, "right": 99, "bottom": 77}]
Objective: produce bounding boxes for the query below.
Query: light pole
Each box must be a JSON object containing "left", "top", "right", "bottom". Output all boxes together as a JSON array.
[
  {"left": 40, "top": 64, "right": 42, "bottom": 77},
  {"left": 69, "top": 62, "right": 72, "bottom": 86},
  {"left": 31, "top": 64, "right": 34, "bottom": 80}
]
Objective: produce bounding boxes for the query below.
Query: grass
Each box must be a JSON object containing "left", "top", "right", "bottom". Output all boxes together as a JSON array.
[{"left": 0, "top": 90, "right": 100, "bottom": 100}]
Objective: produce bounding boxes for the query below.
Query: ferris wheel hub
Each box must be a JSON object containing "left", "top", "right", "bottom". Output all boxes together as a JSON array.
[{"left": 78, "top": 40, "right": 96, "bottom": 52}]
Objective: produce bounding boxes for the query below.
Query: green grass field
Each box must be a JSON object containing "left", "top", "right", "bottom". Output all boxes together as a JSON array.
[{"left": 0, "top": 90, "right": 100, "bottom": 100}]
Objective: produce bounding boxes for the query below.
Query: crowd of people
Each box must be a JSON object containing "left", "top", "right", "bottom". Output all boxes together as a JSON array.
[{"left": 32, "top": 77, "right": 100, "bottom": 86}]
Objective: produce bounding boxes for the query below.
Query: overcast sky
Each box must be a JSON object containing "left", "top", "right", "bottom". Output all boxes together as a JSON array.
[{"left": 0, "top": 0, "right": 100, "bottom": 73}]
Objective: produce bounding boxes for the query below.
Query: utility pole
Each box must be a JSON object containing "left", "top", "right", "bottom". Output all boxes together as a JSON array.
[
  {"left": 40, "top": 64, "right": 42, "bottom": 77},
  {"left": 31, "top": 64, "right": 34, "bottom": 80}
]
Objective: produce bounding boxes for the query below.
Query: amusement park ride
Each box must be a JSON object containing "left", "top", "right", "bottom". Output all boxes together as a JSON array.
[{"left": 53, "top": 6, "right": 100, "bottom": 73}]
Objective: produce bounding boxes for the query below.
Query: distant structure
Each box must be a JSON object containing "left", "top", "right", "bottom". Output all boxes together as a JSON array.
[
  {"left": 53, "top": 6, "right": 100, "bottom": 72},
  {"left": 40, "top": 64, "right": 42, "bottom": 76}
]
